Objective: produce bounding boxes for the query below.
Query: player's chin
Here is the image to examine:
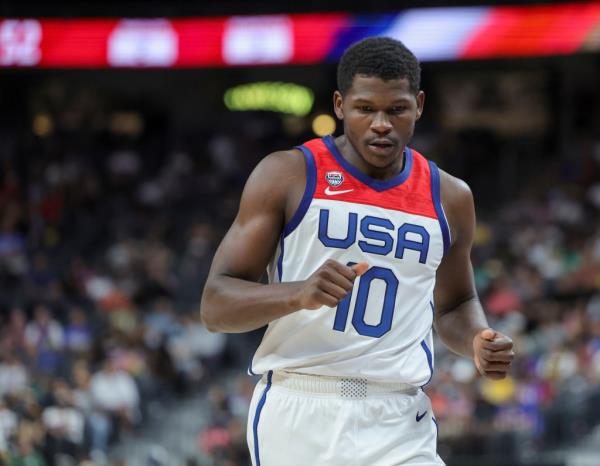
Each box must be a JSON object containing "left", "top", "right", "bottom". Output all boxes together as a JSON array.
[
  {"left": 484, "top": 371, "right": 508, "bottom": 380},
  {"left": 362, "top": 146, "right": 402, "bottom": 168}
]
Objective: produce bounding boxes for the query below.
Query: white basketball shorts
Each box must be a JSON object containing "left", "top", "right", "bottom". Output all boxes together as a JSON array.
[{"left": 247, "top": 371, "right": 446, "bottom": 466}]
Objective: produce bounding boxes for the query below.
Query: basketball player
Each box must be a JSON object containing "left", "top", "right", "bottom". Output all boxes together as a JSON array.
[{"left": 201, "top": 37, "right": 514, "bottom": 466}]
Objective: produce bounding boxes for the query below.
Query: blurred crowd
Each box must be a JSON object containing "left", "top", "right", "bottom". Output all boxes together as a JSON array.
[
  {"left": 0, "top": 75, "right": 599, "bottom": 466},
  {"left": 430, "top": 173, "right": 600, "bottom": 459},
  {"left": 0, "top": 82, "right": 238, "bottom": 465}
]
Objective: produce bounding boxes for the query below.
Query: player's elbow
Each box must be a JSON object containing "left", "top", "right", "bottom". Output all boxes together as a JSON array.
[
  {"left": 200, "top": 284, "right": 221, "bottom": 332},
  {"left": 200, "top": 308, "right": 217, "bottom": 332},
  {"left": 200, "top": 308, "right": 220, "bottom": 333}
]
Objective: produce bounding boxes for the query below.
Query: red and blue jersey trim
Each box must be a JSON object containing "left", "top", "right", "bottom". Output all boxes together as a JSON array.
[
  {"left": 282, "top": 145, "right": 317, "bottom": 238},
  {"left": 428, "top": 161, "right": 451, "bottom": 255},
  {"left": 308, "top": 137, "right": 439, "bottom": 219}
]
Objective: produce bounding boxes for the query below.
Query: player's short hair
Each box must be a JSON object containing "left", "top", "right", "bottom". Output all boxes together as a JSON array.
[{"left": 337, "top": 37, "right": 421, "bottom": 96}]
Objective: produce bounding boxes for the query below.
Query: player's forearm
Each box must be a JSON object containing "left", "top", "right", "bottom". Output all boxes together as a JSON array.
[
  {"left": 434, "top": 296, "right": 489, "bottom": 359},
  {"left": 200, "top": 276, "right": 302, "bottom": 333}
]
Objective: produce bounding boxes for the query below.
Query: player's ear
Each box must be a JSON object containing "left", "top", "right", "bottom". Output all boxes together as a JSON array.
[
  {"left": 415, "top": 90, "right": 425, "bottom": 121},
  {"left": 333, "top": 91, "right": 344, "bottom": 120}
]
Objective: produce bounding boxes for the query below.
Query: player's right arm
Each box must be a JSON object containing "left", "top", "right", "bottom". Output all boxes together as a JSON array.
[{"left": 200, "top": 150, "right": 366, "bottom": 333}]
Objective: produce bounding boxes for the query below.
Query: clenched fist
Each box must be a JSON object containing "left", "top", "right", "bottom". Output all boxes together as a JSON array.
[
  {"left": 293, "top": 260, "right": 369, "bottom": 310},
  {"left": 473, "top": 328, "right": 514, "bottom": 380}
]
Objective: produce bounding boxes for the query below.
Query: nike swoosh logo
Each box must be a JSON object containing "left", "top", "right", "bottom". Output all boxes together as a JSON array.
[
  {"left": 324, "top": 187, "right": 354, "bottom": 196},
  {"left": 416, "top": 411, "right": 428, "bottom": 422}
]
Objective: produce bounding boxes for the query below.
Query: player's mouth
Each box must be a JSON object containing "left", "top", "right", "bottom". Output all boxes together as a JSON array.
[{"left": 367, "top": 139, "right": 396, "bottom": 156}]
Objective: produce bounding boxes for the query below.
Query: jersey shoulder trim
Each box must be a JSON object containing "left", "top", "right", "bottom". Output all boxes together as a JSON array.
[
  {"left": 428, "top": 160, "right": 451, "bottom": 254},
  {"left": 310, "top": 140, "right": 437, "bottom": 219},
  {"left": 282, "top": 144, "right": 317, "bottom": 238}
]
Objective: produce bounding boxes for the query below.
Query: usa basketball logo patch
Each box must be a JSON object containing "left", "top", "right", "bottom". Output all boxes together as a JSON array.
[{"left": 325, "top": 171, "right": 344, "bottom": 187}]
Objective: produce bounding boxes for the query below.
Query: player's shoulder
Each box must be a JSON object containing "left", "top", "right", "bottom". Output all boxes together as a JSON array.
[
  {"left": 251, "top": 148, "right": 306, "bottom": 180},
  {"left": 437, "top": 167, "right": 473, "bottom": 211},
  {"left": 241, "top": 148, "right": 307, "bottom": 210},
  {"left": 436, "top": 168, "right": 475, "bottom": 245}
]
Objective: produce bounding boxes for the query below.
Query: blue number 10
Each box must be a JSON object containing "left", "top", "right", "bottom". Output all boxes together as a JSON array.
[{"left": 332, "top": 264, "right": 399, "bottom": 338}]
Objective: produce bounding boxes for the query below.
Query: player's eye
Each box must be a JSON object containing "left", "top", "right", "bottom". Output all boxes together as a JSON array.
[
  {"left": 359, "top": 105, "right": 373, "bottom": 113},
  {"left": 390, "top": 106, "right": 408, "bottom": 114}
]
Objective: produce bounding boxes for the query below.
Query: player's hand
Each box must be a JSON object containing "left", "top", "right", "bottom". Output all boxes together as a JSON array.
[
  {"left": 293, "top": 260, "right": 369, "bottom": 310},
  {"left": 473, "top": 328, "right": 514, "bottom": 380}
]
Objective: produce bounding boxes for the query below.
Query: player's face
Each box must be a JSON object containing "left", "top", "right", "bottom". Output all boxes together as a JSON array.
[{"left": 334, "top": 75, "right": 424, "bottom": 172}]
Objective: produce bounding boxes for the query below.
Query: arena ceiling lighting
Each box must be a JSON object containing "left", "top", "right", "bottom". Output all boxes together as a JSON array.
[
  {"left": 1, "top": 2, "right": 600, "bottom": 68},
  {"left": 224, "top": 82, "right": 314, "bottom": 117},
  {"left": 312, "top": 114, "right": 337, "bottom": 137}
]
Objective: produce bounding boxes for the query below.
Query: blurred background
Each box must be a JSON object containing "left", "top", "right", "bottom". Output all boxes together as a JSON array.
[{"left": 1, "top": 1, "right": 600, "bottom": 465}]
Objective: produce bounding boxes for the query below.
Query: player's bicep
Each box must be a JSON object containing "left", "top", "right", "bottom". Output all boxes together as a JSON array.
[
  {"left": 433, "top": 173, "right": 478, "bottom": 314},
  {"left": 433, "top": 237, "right": 476, "bottom": 314},
  {"left": 207, "top": 154, "right": 288, "bottom": 283},
  {"left": 210, "top": 211, "right": 282, "bottom": 282}
]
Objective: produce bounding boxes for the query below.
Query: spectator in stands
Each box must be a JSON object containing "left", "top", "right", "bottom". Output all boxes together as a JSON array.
[
  {"left": 63, "top": 308, "right": 94, "bottom": 356},
  {"left": 0, "top": 353, "right": 29, "bottom": 399},
  {"left": 143, "top": 297, "right": 179, "bottom": 351},
  {"left": 0, "top": 203, "right": 27, "bottom": 282},
  {"left": 90, "top": 358, "right": 140, "bottom": 435},
  {"left": 167, "top": 313, "right": 226, "bottom": 384},
  {"left": 0, "top": 398, "right": 18, "bottom": 460},
  {"left": 42, "top": 379, "right": 85, "bottom": 462},
  {"left": 7, "top": 420, "right": 45, "bottom": 466},
  {"left": 24, "top": 305, "right": 65, "bottom": 375},
  {"left": 71, "top": 361, "right": 111, "bottom": 455},
  {"left": 0, "top": 308, "right": 28, "bottom": 357}
]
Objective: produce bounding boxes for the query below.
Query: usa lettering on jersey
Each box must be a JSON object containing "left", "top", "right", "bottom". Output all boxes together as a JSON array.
[{"left": 250, "top": 136, "right": 450, "bottom": 386}]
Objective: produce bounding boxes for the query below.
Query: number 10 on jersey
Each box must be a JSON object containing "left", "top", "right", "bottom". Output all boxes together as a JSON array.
[{"left": 333, "top": 263, "right": 399, "bottom": 338}]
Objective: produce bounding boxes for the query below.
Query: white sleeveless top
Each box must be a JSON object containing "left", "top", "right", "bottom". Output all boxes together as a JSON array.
[{"left": 250, "top": 136, "right": 450, "bottom": 386}]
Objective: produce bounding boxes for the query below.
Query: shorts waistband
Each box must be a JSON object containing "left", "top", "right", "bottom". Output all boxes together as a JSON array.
[{"left": 264, "top": 371, "right": 419, "bottom": 399}]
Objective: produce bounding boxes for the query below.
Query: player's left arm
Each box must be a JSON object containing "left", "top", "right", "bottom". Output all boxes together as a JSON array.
[{"left": 433, "top": 169, "right": 514, "bottom": 380}]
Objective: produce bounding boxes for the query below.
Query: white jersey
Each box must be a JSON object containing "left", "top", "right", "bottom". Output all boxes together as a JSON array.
[{"left": 250, "top": 135, "right": 451, "bottom": 386}]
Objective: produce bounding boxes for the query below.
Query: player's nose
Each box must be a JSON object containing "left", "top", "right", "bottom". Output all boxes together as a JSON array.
[{"left": 370, "top": 111, "right": 392, "bottom": 135}]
